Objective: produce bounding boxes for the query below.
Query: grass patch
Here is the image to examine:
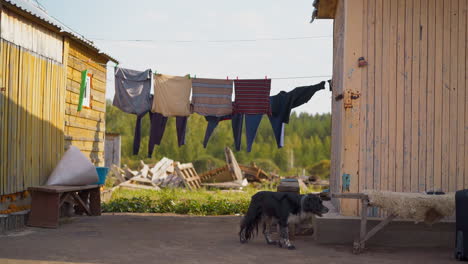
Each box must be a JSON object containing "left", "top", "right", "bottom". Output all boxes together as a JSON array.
[{"left": 102, "top": 185, "right": 322, "bottom": 216}]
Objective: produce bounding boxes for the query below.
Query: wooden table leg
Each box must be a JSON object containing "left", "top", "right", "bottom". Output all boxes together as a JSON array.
[
  {"left": 89, "top": 187, "right": 101, "bottom": 216},
  {"left": 353, "top": 198, "right": 369, "bottom": 254},
  {"left": 27, "top": 191, "right": 60, "bottom": 228}
]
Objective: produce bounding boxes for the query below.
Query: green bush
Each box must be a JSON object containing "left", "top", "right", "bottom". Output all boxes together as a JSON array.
[
  {"left": 192, "top": 155, "right": 225, "bottom": 174},
  {"left": 102, "top": 188, "right": 260, "bottom": 215},
  {"left": 306, "top": 160, "right": 331, "bottom": 180},
  {"left": 251, "top": 159, "right": 280, "bottom": 174}
]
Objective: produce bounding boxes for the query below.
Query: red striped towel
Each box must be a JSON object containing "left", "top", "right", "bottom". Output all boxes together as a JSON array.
[{"left": 233, "top": 79, "right": 272, "bottom": 115}]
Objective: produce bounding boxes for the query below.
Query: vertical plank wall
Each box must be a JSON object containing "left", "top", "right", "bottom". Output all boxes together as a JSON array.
[
  {"left": 330, "top": 0, "right": 346, "bottom": 211},
  {"left": 64, "top": 42, "right": 107, "bottom": 166},
  {"left": 336, "top": 0, "right": 468, "bottom": 215},
  {"left": 0, "top": 40, "right": 65, "bottom": 195}
]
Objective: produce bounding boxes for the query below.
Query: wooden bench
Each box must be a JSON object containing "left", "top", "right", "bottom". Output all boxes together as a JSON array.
[
  {"left": 27, "top": 185, "right": 101, "bottom": 228},
  {"left": 332, "top": 193, "right": 396, "bottom": 254}
]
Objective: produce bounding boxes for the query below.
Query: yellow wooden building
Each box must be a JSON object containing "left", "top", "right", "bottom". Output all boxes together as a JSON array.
[
  {"left": 0, "top": 0, "right": 117, "bottom": 196},
  {"left": 314, "top": 0, "right": 468, "bottom": 216}
]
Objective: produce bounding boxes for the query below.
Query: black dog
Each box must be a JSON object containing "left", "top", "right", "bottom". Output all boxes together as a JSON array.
[{"left": 239, "top": 191, "right": 329, "bottom": 249}]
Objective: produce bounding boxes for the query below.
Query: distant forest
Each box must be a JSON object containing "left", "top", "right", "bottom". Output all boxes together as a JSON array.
[{"left": 106, "top": 101, "right": 331, "bottom": 178}]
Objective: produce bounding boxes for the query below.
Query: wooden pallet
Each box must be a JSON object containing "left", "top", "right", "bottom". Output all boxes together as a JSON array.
[
  {"left": 119, "top": 177, "right": 161, "bottom": 191},
  {"left": 175, "top": 163, "right": 202, "bottom": 190},
  {"left": 199, "top": 165, "right": 231, "bottom": 183}
]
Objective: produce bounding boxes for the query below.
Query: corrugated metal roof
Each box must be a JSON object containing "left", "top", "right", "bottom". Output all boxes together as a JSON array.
[{"left": 2, "top": 0, "right": 118, "bottom": 63}]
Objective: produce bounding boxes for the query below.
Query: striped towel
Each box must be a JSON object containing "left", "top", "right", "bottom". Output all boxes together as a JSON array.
[
  {"left": 191, "top": 78, "right": 233, "bottom": 116},
  {"left": 233, "top": 79, "right": 271, "bottom": 115}
]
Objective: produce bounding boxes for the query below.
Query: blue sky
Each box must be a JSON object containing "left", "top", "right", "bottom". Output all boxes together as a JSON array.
[{"left": 39, "top": 0, "right": 333, "bottom": 114}]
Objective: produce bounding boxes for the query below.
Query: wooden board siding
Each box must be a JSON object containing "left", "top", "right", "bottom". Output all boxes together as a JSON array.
[
  {"left": 333, "top": 0, "right": 468, "bottom": 215},
  {"left": 64, "top": 41, "right": 107, "bottom": 166},
  {"left": 330, "top": 0, "right": 346, "bottom": 212},
  {"left": 0, "top": 40, "right": 65, "bottom": 195}
]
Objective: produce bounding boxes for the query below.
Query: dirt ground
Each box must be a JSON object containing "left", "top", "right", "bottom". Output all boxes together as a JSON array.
[{"left": 0, "top": 213, "right": 456, "bottom": 264}]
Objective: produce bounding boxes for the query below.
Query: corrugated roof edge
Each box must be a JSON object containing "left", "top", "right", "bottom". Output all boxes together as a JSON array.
[{"left": 2, "top": 0, "right": 119, "bottom": 63}]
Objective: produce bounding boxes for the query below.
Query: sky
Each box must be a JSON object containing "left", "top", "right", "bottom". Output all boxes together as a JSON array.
[{"left": 39, "top": 0, "right": 333, "bottom": 114}]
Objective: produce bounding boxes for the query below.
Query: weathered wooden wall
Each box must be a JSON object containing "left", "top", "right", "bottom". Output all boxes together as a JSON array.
[
  {"left": 105, "top": 133, "right": 121, "bottom": 168},
  {"left": 0, "top": 8, "right": 63, "bottom": 63},
  {"left": 332, "top": 0, "right": 468, "bottom": 216},
  {"left": 65, "top": 42, "right": 107, "bottom": 166},
  {"left": 0, "top": 40, "right": 66, "bottom": 195},
  {"left": 330, "top": 0, "right": 346, "bottom": 212}
]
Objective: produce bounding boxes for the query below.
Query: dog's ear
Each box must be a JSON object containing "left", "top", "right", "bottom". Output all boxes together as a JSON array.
[{"left": 303, "top": 195, "right": 322, "bottom": 213}]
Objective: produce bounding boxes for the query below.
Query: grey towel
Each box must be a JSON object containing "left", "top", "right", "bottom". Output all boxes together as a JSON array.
[{"left": 113, "top": 67, "right": 152, "bottom": 115}]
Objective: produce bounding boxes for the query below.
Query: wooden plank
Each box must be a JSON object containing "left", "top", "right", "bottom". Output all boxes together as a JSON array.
[
  {"left": 380, "top": 0, "right": 390, "bottom": 191},
  {"left": 373, "top": 0, "right": 383, "bottom": 193},
  {"left": 67, "top": 66, "right": 106, "bottom": 93},
  {"left": 358, "top": 0, "right": 369, "bottom": 195},
  {"left": 410, "top": 0, "right": 421, "bottom": 193},
  {"left": 67, "top": 79, "right": 106, "bottom": 104},
  {"left": 331, "top": 0, "right": 346, "bottom": 212},
  {"left": 316, "top": 0, "right": 338, "bottom": 18},
  {"left": 8, "top": 44, "right": 19, "bottom": 193},
  {"left": 448, "top": 0, "right": 459, "bottom": 192},
  {"left": 418, "top": 0, "right": 428, "bottom": 192},
  {"left": 0, "top": 41, "right": 8, "bottom": 194},
  {"left": 366, "top": 0, "right": 376, "bottom": 193},
  {"left": 441, "top": 0, "right": 451, "bottom": 192},
  {"left": 65, "top": 118, "right": 105, "bottom": 132},
  {"left": 388, "top": 0, "right": 398, "bottom": 192},
  {"left": 65, "top": 106, "right": 105, "bottom": 122},
  {"left": 403, "top": 0, "right": 413, "bottom": 192},
  {"left": 465, "top": 0, "right": 468, "bottom": 189},
  {"left": 395, "top": 0, "right": 406, "bottom": 192},
  {"left": 433, "top": 0, "right": 444, "bottom": 191},
  {"left": 64, "top": 136, "right": 104, "bottom": 143},
  {"left": 426, "top": 0, "right": 436, "bottom": 192},
  {"left": 456, "top": 0, "right": 466, "bottom": 190},
  {"left": 340, "top": 0, "right": 364, "bottom": 216},
  {"left": 28, "top": 185, "right": 99, "bottom": 193}
]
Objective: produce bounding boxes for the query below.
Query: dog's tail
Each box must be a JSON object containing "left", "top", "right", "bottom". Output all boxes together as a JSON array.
[{"left": 239, "top": 193, "right": 264, "bottom": 244}]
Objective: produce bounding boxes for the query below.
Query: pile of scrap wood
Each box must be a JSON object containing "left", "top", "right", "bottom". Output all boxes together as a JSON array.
[
  {"left": 199, "top": 147, "right": 269, "bottom": 184},
  {"left": 107, "top": 158, "right": 185, "bottom": 190}
]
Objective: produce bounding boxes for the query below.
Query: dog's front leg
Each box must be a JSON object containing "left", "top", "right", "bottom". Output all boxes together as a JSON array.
[
  {"left": 278, "top": 224, "right": 295, "bottom": 250},
  {"left": 262, "top": 217, "right": 277, "bottom": 245}
]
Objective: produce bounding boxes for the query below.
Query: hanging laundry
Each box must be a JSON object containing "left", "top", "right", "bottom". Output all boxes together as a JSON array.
[
  {"left": 153, "top": 74, "right": 192, "bottom": 117},
  {"left": 113, "top": 67, "right": 153, "bottom": 115},
  {"left": 233, "top": 79, "right": 272, "bottom": 115},
  {"left": 232, "top": 114, "right": 263, "bottom": 152},
  {"left": 113, "top": 67, "right": 153, "bottom": 155},
  {"left": 192, "top": 78, "right": 233, "bottom": 116},
  {"left": 203, "top": 115, "right": 231, "bottom": 148},
  {"left": 269, "top": 81, "right": 326, "bottom": 148},
  {"left": 191, "top": 78, "right": 234, "bottom": 148},
  {"left": 231, "top": 79, "right": 272, "bottom": 152},
  {"left": 148, "top": 112, "right": 188, "bottom": 157}
]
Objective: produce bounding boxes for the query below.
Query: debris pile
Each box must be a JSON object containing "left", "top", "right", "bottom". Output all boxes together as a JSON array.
[{"left": 105, "top": 148, "right": 255, "bottom": 195}]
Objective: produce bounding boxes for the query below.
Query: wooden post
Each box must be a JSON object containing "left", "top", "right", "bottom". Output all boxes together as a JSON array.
[
  {"left": 359, "top": 198, "right": 369, "bottom": 249},
  {"left": 340, "top": 0, "right": 364, "bottom": 216}
]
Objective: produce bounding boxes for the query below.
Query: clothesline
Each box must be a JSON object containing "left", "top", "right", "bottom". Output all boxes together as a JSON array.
[
  {"left": 69, "top": 56, "right": 331, "bottom": 82},
  {"left": 88, "top": 35, "right": 332, "bottom": 43}
]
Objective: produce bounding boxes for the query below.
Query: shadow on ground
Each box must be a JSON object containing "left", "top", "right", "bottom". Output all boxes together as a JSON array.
[{"left": 0, "top": 214, "right": 455, "bottom": 264}]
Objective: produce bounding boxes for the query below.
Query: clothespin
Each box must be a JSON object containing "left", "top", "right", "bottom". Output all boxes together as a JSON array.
[
  {"left": 226, "top": 76, "right": 229, "bottom": 80},
  {"left": 194, "top": 74, "right": 196, "bottom": 79},
  {"left": 236, "top": 76, "right": 238, "bottom": 80},
  {"left": 265, "top": 75, "right": 267, "bottom": 80}
]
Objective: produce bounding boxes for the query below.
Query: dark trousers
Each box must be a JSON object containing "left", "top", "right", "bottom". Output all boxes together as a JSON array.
[{"left": 148, "top": 112, "right": 188, "bottom": 157}]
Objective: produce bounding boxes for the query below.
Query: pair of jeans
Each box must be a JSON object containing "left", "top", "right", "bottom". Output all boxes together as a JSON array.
[
  {"left": 232, "top": 113, "right": 263, "bottom": 152},
  {"left": 148, "top": 112, "right": 188, "bottom": 157}
]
